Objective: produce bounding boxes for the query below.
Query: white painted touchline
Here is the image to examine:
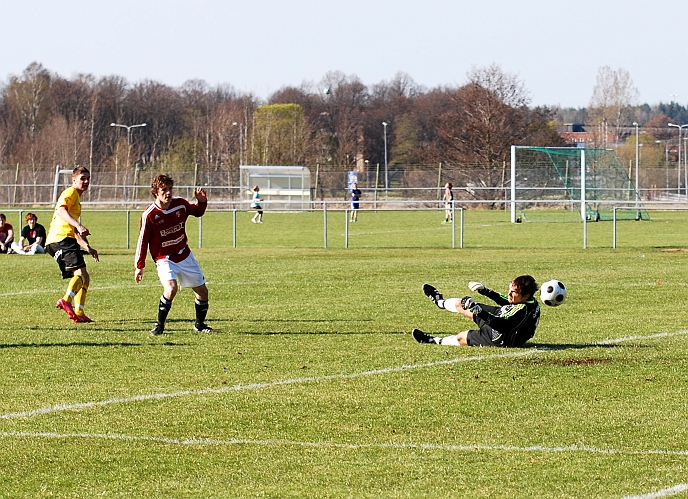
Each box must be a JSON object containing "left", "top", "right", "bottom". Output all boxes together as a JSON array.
[
  {"left": 619, "top": 483, "right": 688, "bottom": 499},
  {"left": 2, "top": 431, "right": 688, "bottom": 459},
  {"left": 1, "top": 330, "right": 687, "bottom": 421},
  {"left": 0, "top": 348, "right": 540, "bottom": 420}
]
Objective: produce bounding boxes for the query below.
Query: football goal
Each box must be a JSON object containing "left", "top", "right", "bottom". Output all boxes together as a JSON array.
[{"left": 510, "top": 146, "right": 649, "bottom": 222}]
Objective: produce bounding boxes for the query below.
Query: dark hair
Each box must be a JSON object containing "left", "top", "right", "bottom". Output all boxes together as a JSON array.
[
  {"left": 512, "top": 275, "right": 538, "bottom": 298},
  {"left": 151, "top": 174, "right": 174, "bottom": 198},
  {"left": 445, "top": 182, "right": 452, "bottom": 189},
  {"left": 72, "top": 166, "right": 90, "bottom": 178},
  {"left": 0, "top": 213, "right": 5, "bottom": 222}
]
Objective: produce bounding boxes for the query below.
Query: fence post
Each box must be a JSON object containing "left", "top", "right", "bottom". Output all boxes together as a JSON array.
[
  {"left": 374, "top": 164, "right": 379, "bottom": 212},
  {"left": 437, "top": 162, "right": 442, "bottom": 200},
  {"left": 323, "top": 202, "right": 328, "bottom": 249},
  {"left": 199, "top": 216, "right": 203, "bottom": 248},
  {"left": 460, "top": 207, "right": 464, "bottom": 249},
  {"left": 613, "top": 207, "right": 617, "bottom": 249},
  {"left": 13, "top": 163, "right": 20, "bottom": 206},
  {"left": 233, "top": 210, "right": 237, "bottom": 248},
  {"left": 126, "top": 210, "right": 131, "bottom": 249},
  {"left": 583, "top": 204, "right": 587, "bottom": 249},
  {"left": 451, "top": 201, "right": 455, "bottom": 249},
  {"left": 345, "top": 209, "right": 349, "bottom": 248}
]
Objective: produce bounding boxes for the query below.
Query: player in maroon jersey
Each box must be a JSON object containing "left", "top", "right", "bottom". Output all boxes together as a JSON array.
[{"left": 135, "top": 174, "right": 213, "bottom": 336}]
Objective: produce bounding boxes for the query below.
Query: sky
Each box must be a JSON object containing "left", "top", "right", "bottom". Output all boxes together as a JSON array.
[{"left": 1, "top": 0, "right": 687, "bottom": 109}]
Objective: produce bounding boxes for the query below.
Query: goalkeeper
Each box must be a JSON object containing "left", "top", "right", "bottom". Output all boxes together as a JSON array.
[{"left": 412, "top": 275, "right": 540, "bottom": 348}]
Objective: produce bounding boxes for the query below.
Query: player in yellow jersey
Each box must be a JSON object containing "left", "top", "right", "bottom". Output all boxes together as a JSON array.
[{"left": 46, "top": 166, "right": 100, "bottom": 323}]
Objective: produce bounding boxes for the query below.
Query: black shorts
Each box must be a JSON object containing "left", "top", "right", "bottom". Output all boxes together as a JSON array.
[
  {"left": 47, "top": 237, "right": 86, "bottom": 279},
  {"left": 466, "top": 323, "right": 509, "bottom": 347}
]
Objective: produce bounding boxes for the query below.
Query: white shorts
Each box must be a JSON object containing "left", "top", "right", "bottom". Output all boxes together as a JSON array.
[{"left": 155, "top": 252, "right": 206, "bottom": 289}]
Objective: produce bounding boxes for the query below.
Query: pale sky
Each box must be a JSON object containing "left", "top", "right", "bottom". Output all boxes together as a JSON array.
[{"left": 1, "top": 0, "right": 686, "bottom": 108}]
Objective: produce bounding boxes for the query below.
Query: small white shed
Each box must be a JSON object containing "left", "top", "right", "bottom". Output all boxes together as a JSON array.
[{"left": 239, "top": 165, "right": 311, "bottom": 210}]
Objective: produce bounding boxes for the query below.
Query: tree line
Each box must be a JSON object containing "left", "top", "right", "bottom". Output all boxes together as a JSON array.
[
  {"left": 3, "top": 62, "right": 684, "bottom": 188},
  {"left": 0, "top": 62, "right": 568, "bottom": 175}
]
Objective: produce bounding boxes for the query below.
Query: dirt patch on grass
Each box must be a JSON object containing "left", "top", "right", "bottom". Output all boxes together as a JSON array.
[{"left": 520, "top": 358, "right": 612, "bottom": 367}]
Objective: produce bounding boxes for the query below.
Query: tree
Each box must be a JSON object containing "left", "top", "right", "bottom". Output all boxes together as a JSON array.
[
  {"left": 466, "top": 63, "right": 530, "bottom": 108},
  {"left": 3, "top": 62, "right": 52, "bottom": 167},
  {"left": 253, "top": 103, "right": 309, "bottom": 165},
  {"left": 319, "top": 71, "right": 368, "bottom": 167},
  {"left": 588, "top": 66, "right": 639, "bottom": 146}
]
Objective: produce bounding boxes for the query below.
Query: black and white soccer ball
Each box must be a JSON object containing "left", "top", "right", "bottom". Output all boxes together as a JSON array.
[{"left": 540, "top": 279, "right": 567, "bottom": 307}]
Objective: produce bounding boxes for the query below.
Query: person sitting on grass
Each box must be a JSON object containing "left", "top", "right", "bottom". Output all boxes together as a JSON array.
[
  {"left": 0, "top": 213, "right": 14, "bottom": 254},
  {"left": 413, "top": 275, "right": 540, "bottom": 348},
  {"left": 11, "top": 212, "right": 46, "bottom": 255}
]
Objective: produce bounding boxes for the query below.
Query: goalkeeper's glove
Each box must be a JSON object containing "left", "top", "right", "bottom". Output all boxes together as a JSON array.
[
  {"left": 460, "top": 296, "right": 482, "bottom": 314},
  {"left": 468, "top": 281, "right": 485, "bottom": 292}
]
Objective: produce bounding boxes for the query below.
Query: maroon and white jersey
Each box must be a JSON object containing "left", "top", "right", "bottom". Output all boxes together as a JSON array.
[{"left": 135, "top": 197, "right": 207, "bottom": 269}]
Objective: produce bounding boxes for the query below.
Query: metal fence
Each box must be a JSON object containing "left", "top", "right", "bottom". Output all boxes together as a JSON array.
[{"left": 1, "top": 163, "right": 685, "bottom": 208}]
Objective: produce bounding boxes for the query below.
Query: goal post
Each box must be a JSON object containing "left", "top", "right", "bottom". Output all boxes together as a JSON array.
[
  {"left": 52, "top": 165, "right": 74, "bottom": 206},
  {"left": 510, "top": 146, "right": 649, "bottom": 222}
]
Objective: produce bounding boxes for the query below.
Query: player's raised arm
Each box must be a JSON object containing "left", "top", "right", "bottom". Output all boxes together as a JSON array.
[{"left": 195, "top": 187, "right": 207, "bottom": 203}]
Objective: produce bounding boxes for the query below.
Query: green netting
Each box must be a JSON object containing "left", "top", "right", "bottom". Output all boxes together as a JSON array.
[{"left": 514, "top": 147, "right": 649, "bottom": 221}]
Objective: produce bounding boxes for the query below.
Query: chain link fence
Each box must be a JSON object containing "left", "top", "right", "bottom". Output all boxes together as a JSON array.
[{"left": 0, "top": 162, "right": 684, "bottom": 208}]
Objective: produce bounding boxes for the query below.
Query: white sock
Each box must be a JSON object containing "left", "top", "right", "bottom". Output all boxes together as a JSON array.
[
  {"left": 439, "top": 335, "right": 460, "bottom": 346},
  {"left": 443, "top": 298, "right": 461, "bottom": 313}
]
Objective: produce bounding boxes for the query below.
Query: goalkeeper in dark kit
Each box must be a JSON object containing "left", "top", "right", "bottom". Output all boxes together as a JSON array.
[{"left": 412, "top": 275, "right": 540, "bottom": 348}]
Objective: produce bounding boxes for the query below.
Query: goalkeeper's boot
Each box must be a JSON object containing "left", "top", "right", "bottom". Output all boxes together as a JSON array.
[
  {"left": 412, "top": 328, "right": 438, "bottom": 344},
  {"left": 150, "top": 323, "right": 165, "bottom": 336},
  {"left": 56, "top": 299, "right": 78, "bottom": 322},
  {"left": 194, "top": 323, "right": 215, "bottom": 333},
  {"left": 422, "top": 284, "right": 444, "bottom": 308}
]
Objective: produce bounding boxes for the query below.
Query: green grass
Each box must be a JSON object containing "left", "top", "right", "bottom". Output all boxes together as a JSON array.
[{"left": 2, "top": 209, "right": 688, "bottom": 497}]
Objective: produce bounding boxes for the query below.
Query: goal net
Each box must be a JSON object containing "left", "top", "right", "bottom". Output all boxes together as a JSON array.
[{"left": 511, "top": 146, "right": 649, "bottom": 222}]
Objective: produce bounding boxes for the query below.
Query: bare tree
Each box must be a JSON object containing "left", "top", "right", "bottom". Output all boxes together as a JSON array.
[
  {"left": 588, "top": 66, "right": 639, "bottom": 146},
  {"left": 467, "top": 63, "right": 530, "bottom": 108},
  {"left": 4, "top": 62, "right": 52, "bottom": 168},
  {"left": 319, "top": 71, "right": 368, "bottom": 167}
]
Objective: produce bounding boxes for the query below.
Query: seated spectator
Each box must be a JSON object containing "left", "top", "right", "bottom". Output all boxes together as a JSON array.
[
  {"left": 0, "top": 213, "right": 14, "bottom": 254},
  {"left": 11, "top": 212, "right": 46, "bottom": 255}
]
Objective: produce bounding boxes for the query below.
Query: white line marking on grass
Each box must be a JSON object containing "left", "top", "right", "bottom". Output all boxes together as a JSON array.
[
  {"left": 4, "top": 431, "right": 688, "bottom": 459},
  {"left": 0, "top": 349, "right": 540, "bottom": 420},
  {"left": 2, "top": 330, "right": 687, "bottom": 421},
  {"left": 0, "top": 283, "right": 161, "bottom": 298},
  {"left": 620, "top": 484, "right": 688, "bottom": 499},
  {"left": 598, "top": 331, "right": 688, "bottom": 345}
]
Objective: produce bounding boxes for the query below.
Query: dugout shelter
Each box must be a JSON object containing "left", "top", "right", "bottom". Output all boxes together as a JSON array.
[{"left": 240, "top": 165, "right": 311, "bottom": 210}]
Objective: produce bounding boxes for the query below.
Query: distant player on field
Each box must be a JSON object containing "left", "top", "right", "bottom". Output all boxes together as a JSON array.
[
  {"left": 442, "top": 182, "right": 453, "bottom": 223},
  {"left": 350, "top": 182, "right": 361, "bottom": 222},
  {"left": 413, "top": 276, "right": 540, "bottom": 347},
  {"left": 135, "top": 174, "right": 213, "bottom": 336},
  {"left": 250, "top": 186, "right": 263, "bottom": 224},
  {"left": 46, "top": 166, "right": 100, "bottom": 323}
]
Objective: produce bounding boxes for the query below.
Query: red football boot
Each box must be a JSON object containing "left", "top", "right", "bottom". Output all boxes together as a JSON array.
[{"left": 56, "top": 299, "right": 78, "bottom": 322}]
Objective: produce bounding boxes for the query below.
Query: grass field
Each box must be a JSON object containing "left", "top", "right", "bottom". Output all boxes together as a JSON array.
[{"left": 2, "top": 208, "right": 688, "bottom": 498}]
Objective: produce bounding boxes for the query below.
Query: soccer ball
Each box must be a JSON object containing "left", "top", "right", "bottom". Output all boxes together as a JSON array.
[{"left": 540, "top": 279, "right": 567, "bottom": 307}]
